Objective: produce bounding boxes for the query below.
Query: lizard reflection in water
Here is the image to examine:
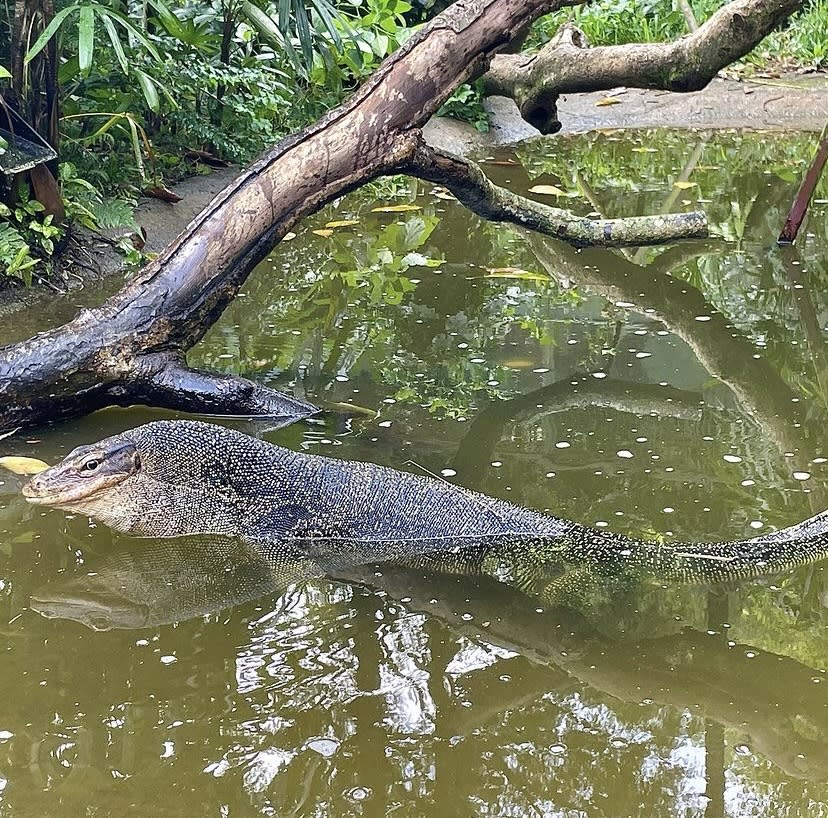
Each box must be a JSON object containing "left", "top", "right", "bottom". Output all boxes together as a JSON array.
[
  {"left": 28, "top": 533, "right": 828, "bottom": 779},
  {"left": 21, "top": 419, "right": 828, "bottom": 605}
]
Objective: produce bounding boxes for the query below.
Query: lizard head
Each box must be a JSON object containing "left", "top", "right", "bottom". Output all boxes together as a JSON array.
[
  {"left": 21, "top": 421, "right": 282, "bottom": 537},
  {"left": 23, "top": 437, "right": 141, "bottom": 512}
]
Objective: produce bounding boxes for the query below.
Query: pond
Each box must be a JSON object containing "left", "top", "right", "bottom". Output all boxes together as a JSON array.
[{"left": 1, "top": 128, "right": 828, "bottom": 815}]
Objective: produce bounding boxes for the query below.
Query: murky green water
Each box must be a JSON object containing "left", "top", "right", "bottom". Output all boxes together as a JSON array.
[{"left": 2, "top": 129, "right": 828, "bottom": 815}]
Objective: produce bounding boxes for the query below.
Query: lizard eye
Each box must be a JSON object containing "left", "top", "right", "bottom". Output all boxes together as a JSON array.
[{"left": 81, "top": 458, "right": 100, "bottom": 473}]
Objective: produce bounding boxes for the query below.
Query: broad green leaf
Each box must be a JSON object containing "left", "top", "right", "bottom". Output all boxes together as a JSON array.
[
  {"left": 311, "top": 0, "right": 342, "bottom": 48},
  {"left": 24, "top": 5, "right": 78, "bottom": 64},
  {"left": 278, "top": 0, "right": 290, "bottom": 36},
  {"left": 100, "top": 13, "right": 128, "bottom": 74},
  {"left": 295, "top": 5, "right": 314, "bottom": 67},
  {"left": 135, "top": 68, "right": 160, "bottom": 113},
  {"left": 0, "top": 65, "right": 11, "bottom": 79},
  {"left": 78, "top": 6, "right": 95, "bottom": 74},
  {"left": 102, "top": 9, "right": 162, "bottom": 63},
  {"left": 0, "top": 456, "right": 50, "bottom": 475}
]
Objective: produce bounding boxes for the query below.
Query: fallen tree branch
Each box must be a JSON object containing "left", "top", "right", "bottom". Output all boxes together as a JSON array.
[
  {"left": 485, "top": 0, "right": 802, "bottom": 132},
  {"left": 402, "top": 138, "right": 708, "bottom": 246},
  {"left": 1, "top": 0, "right": 577, "bottom": 433}
]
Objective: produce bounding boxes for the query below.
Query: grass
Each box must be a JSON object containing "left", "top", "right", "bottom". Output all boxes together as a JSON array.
[{"left": 530, "top": 0, "right": 828, "bottom": 70}]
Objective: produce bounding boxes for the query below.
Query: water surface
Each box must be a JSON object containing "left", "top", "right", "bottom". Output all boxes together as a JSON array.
[{"left": 2, "top": 129, "right": 828, "bottom": 815}]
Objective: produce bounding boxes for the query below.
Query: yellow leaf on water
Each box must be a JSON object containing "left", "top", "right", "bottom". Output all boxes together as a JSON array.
[
  {"left": 312, "top": 229, "right": 334, "bottom": 238},
  {"left": 484, "top": 267, "right": 549, "bottom": 281},
  {"left": 324, "top": 219, "right": 360, "bottom": 228},
  {"left": 326, "top": 401, "right": 377, "bottom": 416},
  {"left": 673, "top": 181, "right": 697, "bottom": 190},
  {"left": 503, "top": 358, "right": 536, "bottom": 369},
  {"left": 528, "top": 184, "right": 567, "bottom": 196},
  {"left": 371, "top": 204, "right": 421, "bottom": 213},
  {"left": 0, "top": 456, "right": 50, "bottom": 475},
  {"left": 596, "top": 97, "right": 622, "bottom": 106}
]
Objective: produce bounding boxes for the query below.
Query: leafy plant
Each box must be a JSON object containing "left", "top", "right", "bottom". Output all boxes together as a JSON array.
[{"left": 0, "top": 193, "right": 62, "bottom": 284}]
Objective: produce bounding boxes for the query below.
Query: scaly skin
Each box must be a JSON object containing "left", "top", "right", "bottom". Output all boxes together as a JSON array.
[{"left": 22, "top": 420, "right": 828, "bottom": 585}]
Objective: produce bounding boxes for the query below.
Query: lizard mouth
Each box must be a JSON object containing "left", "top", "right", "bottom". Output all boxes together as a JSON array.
[{"left": 22, "top": 483, "right": 96, "bottom": 507}]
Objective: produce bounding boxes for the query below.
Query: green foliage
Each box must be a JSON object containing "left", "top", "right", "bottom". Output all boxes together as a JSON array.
[
  {"left": 751, "top": 0, "right": 828, "bottom": 67},
  {"left": 438, "top": 83, "right": 488, "bottom": 132},
  {"left": 0, "top": 192, "right": 62, "bottom": 284},
  {"left": 530, "top": 0, "right": 828, "bottom": 67}
]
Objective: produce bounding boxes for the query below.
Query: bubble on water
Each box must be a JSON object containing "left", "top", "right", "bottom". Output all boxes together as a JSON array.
[
  {"left": 616, "top": 450, "right": 634, "bottom": 459},
  {"left": 545, "top": 472, "right": 556, "bottom": 478},
  {"left": 591, "top": 372, "right": 607, "bottom": 379},
  {"left": 609, "top": 736, "right": 629, "bottom": 749},
  {"left": 491, "top": 461, "right": 503, "bottom": 467},
  {"left": 595, "top": 521, "right": 608, "bottom": 528},
  {"left": 635, "top": 352, "right": 652, "bottom": 359},
  {"left": 345, "top": 787, "right": 372, "bottom": 802},
  {"left": 307, "top": 738, "right": 340, "bottom": 758},
  {"left": 160, "top": 655, "right": 177, "bottom": 665},
  {"left": 793, "top": 471, "right": 811, "bottom": 481},
  {"left": 695, "top": 315, "right": 712, "bottom": 322},
  {"left": 635, "top": 437, "right": 647, "bottom": 443},
  {"left": 734, "top": 744, "right": 752, "bottom": 756},
  {"left": 749, "top": 520, "right": 764, "bottom": 529},
  {"left": 377, "top": 421, "right": 393, "bottom": 428},
  {"left": 723, "top": 454, "right": 742, "bottom": 463},
  {"left": 555, "top": 441, "right": 570, "bottom": 449},
  {"left": 663, "top": 507, "right": 675, "bottom": 514},
  {"left": 441, "top": 468, "right": 457, "bottom": 477},
  {"left": 548, "top": 743, "right": 567, "bottom": 756},
  {"left": 470, "top": 357, "right": 485, "bottom": 364},
  {"left": 741, "top": 479, "right": 755, "bottom": 487},
  {"left": 533, "top": 367, "right": 550, "bottom": 373}
]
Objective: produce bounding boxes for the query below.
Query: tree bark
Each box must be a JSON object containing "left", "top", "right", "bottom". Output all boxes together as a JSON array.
[
  {"left": 403, "top": 138, "right": 707, "bottom": 246},
  {"left": 484, "top": 0, "right": 802, "bottom": 133}
]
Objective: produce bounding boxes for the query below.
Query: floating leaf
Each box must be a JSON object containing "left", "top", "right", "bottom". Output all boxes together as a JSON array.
[
  {"left": 371, "top": 204, "right": 421, "bottom": 213},
  {"left": 312, "top": 228, "right": 334, "bottom": 237},
  {"left": 484, "top": 267, "right": 549, "bottom": 281},
  {"left": 673, "top": 180, "right": 697, "bottom": 190},
  {"left": 631, "top": 146, "right": 658, "bottom": 153},
  {"left": 0, "top": 456, "right": 50, "bottom": 475},
  {"left": 327, "top": 401, "right": 377, "bottom": 416},
  {"left": 596, "top": 97, "right": 622, "bottom": 106},
  {"left": 528, "top": 184, "right": 567, "bottom": 196},
  {"left": 503, "top": 358, "right": 536, "bottom": 369},
  {"left": 282, "top": 231, "right": 297, "bottom": 241},
  {"left": 324, "top": 219, "right": 360, "bottom": 228}
]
